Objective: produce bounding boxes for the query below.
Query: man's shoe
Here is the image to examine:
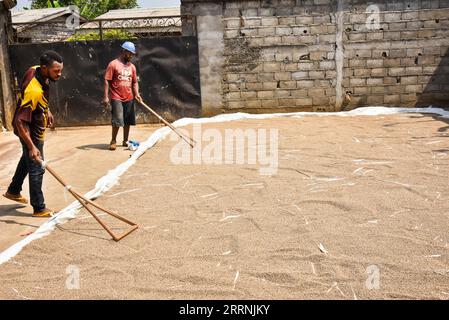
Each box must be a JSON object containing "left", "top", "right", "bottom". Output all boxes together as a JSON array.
[
  {"left": 122, "top": 141, "right": 128, "bottom": 147},
  {"left": 3, "top": 192, "right": 28, "bottom": 204},
  {"left": 109, "top": 141, "right": 117, "bottom": 151},
  {"left": 32, "top": 208, "right": 55, "bottom": 218}
]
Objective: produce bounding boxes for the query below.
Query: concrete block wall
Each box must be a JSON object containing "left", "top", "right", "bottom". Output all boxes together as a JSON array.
[
  {"left": 17, "top": 18, "right": 76, "bottom": 43},
  {"left": 182, "top": 0, "right": 449, "bottom": 115},
  {"left": 343, "top": 0, "right": 449, "bottom": 109}
]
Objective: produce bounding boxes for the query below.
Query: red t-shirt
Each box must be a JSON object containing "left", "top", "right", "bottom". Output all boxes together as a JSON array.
[{"left": 104, "top": 59, "right": 137, "bottom": 102}]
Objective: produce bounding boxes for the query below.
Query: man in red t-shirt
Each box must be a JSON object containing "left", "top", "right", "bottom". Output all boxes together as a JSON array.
[{"left": 103, "top": 41, "right": 142, "bottom": 150}]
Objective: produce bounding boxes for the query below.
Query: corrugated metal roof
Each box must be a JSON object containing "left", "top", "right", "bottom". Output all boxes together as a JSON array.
[{"left": 93, "top": 7, "right": 180, "bottom": 20}]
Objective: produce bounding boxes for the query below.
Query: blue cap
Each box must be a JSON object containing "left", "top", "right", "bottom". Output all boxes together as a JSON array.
[{"left": 121, "top": 41, "right": 136, "bottom": 54}]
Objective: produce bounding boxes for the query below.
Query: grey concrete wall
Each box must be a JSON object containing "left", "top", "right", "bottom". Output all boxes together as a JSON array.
[
  {"left": 182, "top": 3, "right": 225, "bottom": 116},
  {"left": 16, "top": 18, "right": 75, "bottom": 43},
  {"left": 182, "top": 0, "right": 449, "bottom": 114}
]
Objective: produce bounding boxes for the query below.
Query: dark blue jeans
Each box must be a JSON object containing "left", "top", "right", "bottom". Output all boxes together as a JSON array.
[{"left": 7, "top": 140, "right": 46, "bottom": 212}]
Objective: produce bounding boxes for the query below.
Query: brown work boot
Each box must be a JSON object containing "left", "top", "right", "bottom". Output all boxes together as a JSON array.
[
  {"left": 3, "top": 192, "right": 28, "bottom": 204},
  {"left": 32, "top": 208, "right": 55, "bottom": 218},
  {"left": 109, "top": 140, "right": 117, "bottom": 151}
]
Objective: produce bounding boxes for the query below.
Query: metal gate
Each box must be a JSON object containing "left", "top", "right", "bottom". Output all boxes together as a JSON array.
[{"left": 8, "top": 14, "right": 201, "bottom": 127}]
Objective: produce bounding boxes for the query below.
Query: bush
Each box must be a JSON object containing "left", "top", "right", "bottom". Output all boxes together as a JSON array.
[{"left": 66, "top": 29, "right": 137, "bottom": 41}]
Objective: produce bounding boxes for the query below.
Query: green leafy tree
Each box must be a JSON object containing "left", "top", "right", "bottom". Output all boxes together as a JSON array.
[
  {"left": 31, "top": 0, "right": 138, "bottom": 19},
  {"left": 66, "top": 29, "right": 137, "bottom": 41}
]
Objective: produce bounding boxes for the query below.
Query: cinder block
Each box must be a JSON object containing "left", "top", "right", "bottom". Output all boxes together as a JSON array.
[
  {"left": 261, "top": 17, "right": 279, "bottom": 26},
  {"left": 389, "top": 22, "right": 406, "bottom": 31},
  {"left": 401, "top": 93, "right": 417, "bottom": 103},
  {"left": 384, "top": 58, "right": 402, "bottom": 68},
  {"left": 240, "top": 28, "right": 258, "bottom": 36},
  {"left": 309, "top": 51, "right": 327, "bottom": 60},
  {"left": 405, "top": 84, "right": 423, "bottom": 93},
  {"left": 350, "top": 78, "right": 366, "bottom": 86},
  {"left": 291, "top": 71, "right": 308, "bottom": 79},
  {"left": 296, "top": 16, "right": 314, "bottom": 25},
  {"left": 319, "top": 60, "right": 336, "bottom": 70},
  {"left": 390, "top": 49, "right": 407, "bottom": 58},
  {"left": 246, "top": 82, "right": 263, "bottom": 90},
  {"left": 367, "top": 78, "right": 384, "bottom": 86},
  {"left": 401, "top": 76, "right": 418, "bottom": 84},
  {"left": 241, "top": 91, "right": 258, "bottom": 99},
  {"left": 354, "top": 68, "right": 371, "bottom": 77},
  {"left": 275, "top": 72, "right": 292, "bottom": 81},
  {"left": 258, "top": 8, "right": 276, "bottom": 16},
  {"left": 371, "top": 68, "right": 386, "bottom": 76},
  {"left": 278, "top": 17, "right": 296, "bottom": 25},
  {"left": 298, "top": 62, "right": 315, "bottom": 70},
  {"left": 354, "top": 87, "right": 369, "bottom": 95},
  {"left": 257, "top": 90, "right": 275, "bottom": 99},
  {"left": 228, "top": 101, "right": 242, "bottom": 109},
  {"left": 264, "top": 36, "right": 283, "bottom": 46},
  {"left": 383, "top": 31, "right": 401, "bottom": 40},
  {"left": 407, "top": 21, "right": 423, "bottom": 29},
  {"left": 291, "top": 89, "right": 309, "bottom": 98},
  {"left": 371, "top": 86, "right": 387, "bottom": 94},
  {"left": 367, "top": 59, "right": 384, "bottom": 68},
  {"left": 295, "top": 98, "right": 313, "bottom": 106},
  {"left": 245, "top": 100, "right": 262, "bottom": 108},
  {"left": 349, "top": 59, "right": 367, "bottom": 68},
  {"left": 366, "top": 32, "right": 384, "bottom": 41},
  {"left": 276, "top": 27, "right": 293, "bottom": 36},
  {"left": 226, "top": 92, "right": 241, "bottom": 100},
  {"left": 388, "top": 85, "right": 405, "bottom": 94},
  {"left": 297, "top": 80, "right": 315, "bottom": 88},
  {"left": 367, "top": 95, "right": 384, "bottom": 105},
  {"left": 261, "top": 99, "right": 279, "bottom": 108},
  {"left": 407, "top": 48, "right": 424, "bottom": 57},
  {"left": 325, "top": 70, "right": 337, "bottom": 78},
  {"left": 401, "top": 31, "right": 418, "bottom": 39},
  {"left": 263, "top": 63, "right": 280, "bottom": 72},
  {"left": 384, "top": 94, "right": 401, "bottom": 104},
  {"left": 309, "top": 71, "right": 325, "bottom": 79},
  {"left": 310, "top": 25, "right": 329, "bottom": 34},
  {"left": 405, "top": 66, "right": 422, "bottom": 75},
  {"left": 389, "top": 67, "right": 406, "bottom": 76},
  {"left": 263, "top": 81, "right": 278, "bottom": 90},
  {"left": 312, "top": 96, "right": 330, "bottom": 105},
  {"left": 279, "top": 81, "right": 297, "bottom": 89},
  {"left": 226, "top": 19, "right": 241, "bottom": 28}
]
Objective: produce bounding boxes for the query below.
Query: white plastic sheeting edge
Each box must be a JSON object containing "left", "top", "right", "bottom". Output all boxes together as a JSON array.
[{"left": 1, "top": 106, "right": 448, "bottom": 265}]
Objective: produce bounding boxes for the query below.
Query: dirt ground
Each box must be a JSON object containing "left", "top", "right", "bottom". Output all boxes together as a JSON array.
[
  {"left": 0, "top": 124, "right": 158, "bottom": 251},
  {"left": 0, "top": 113, "right": 448, "bottom": 299}
]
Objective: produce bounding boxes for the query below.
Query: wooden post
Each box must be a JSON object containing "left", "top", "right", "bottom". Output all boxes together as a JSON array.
[{"left": 0, "top": 2, "right": 17, "bottom": 130}]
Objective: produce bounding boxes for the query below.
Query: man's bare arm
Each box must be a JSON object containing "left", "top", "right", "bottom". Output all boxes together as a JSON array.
[{"left": 103, "top": 79, "right": 110, "bottom": 107}]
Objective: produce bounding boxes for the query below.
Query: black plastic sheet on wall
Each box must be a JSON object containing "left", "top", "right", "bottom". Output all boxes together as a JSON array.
[{"left": 9, "top": 37, "right": 201, "bottom": 127}]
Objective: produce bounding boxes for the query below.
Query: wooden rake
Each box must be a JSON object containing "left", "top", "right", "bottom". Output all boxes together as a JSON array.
[
  {"left": 137, "top": 99, "right": 197, "bottom": 148},
  {"left": 41, "top": 162, "right": 138, "bottom": 242}
]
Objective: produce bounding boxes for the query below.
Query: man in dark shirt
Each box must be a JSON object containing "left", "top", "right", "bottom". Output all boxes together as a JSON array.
[{"left": 3, "top": 51, "right": 63, "bottom": 217}]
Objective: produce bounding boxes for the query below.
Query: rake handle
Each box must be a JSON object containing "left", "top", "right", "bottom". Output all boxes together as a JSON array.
[
  {"left": 137, "top": 100, "right": 196, "bottom": 148},
  {"left": 41, "top": 162, "right": 138, "bottom": 241}
]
